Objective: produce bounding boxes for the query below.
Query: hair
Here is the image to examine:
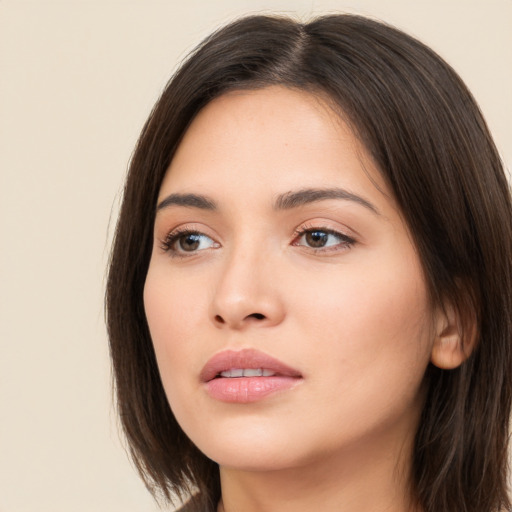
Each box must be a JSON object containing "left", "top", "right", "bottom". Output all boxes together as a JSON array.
[{"left": 106, "top": 13, "right": 512, "bottom": 512}]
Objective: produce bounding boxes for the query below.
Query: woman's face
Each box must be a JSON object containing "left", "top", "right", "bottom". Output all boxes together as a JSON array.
[{"left": 144, "top": 86, "right": 435, "bottom": 471}]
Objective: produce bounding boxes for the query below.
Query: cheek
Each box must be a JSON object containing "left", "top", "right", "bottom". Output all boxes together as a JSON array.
[
  {"left": 292, "top": 248, "right": 433, "bottom": 397},
  {"left": 144, "top": 259, "right": 210, "bottom": 334},
  {"left": 143, "top": 266, "right": 204, "bottom": 393}
]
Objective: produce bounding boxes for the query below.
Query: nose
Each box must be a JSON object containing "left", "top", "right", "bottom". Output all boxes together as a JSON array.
[{"left": 210, "top": 247, "right": 286, "bottom": 330}]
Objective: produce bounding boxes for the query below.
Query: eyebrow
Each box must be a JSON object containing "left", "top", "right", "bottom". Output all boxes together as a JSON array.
[
  {"left": 157, "top": 193, "right": 217, "bottom": 211},
  {"left": 274, "top": 187, "right": 380, "bottom": 215},
  {"left": 156, "top": 187, "right": 380, "bottom": 215}
]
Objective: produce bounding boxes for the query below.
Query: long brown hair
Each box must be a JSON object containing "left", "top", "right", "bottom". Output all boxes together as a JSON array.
[{"left": 106, "top": 14, "right": 512, "bottom": 511}]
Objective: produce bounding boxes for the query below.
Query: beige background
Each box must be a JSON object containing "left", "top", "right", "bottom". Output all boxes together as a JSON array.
[{"left": 0, "top": 1, "right": 510, "bottom": 511}]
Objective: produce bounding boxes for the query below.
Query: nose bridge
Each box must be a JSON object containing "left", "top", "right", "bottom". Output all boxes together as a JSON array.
[{"left": 210, "top": 237, "right": 284, "bottom": 329}]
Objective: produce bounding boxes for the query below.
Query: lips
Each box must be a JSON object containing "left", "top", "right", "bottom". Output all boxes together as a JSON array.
[
  {"left": 200, "top": 349, "right": 302, "bottom": 403},
  {"left": 200, "top": 348, "right": 302, "bottom": 381}
]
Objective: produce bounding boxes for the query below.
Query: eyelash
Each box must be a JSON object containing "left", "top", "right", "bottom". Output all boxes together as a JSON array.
[
  {"left": 160, "top": 227, "right": 217, "bottom": 258},
  {"left": 291, "top": 225, "right": 356, "bottom": 253},
  {"left": 160, "top": 225, "right": 356, "bottom": 258}
]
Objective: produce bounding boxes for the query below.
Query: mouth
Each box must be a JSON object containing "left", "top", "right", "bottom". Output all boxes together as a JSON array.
[
  {"left": 200, "top": 349, "right": 303, "bottom": 403},
  {"left": 218, "top": 368, "right": 279, "bottom": 378}
]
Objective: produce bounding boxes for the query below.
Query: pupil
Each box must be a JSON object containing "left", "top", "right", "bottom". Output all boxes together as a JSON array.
[
  {"left": 306, "top": 231, "right": 328, "bottom": 248},
  {"left": 180, "top": 234, "right": 200, "bottom": 251}
]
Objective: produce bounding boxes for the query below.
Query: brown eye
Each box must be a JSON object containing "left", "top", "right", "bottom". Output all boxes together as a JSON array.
[
  {"left": 162, "top": 230, "right": 217, "bottom": 255},
  {"left": 178, "top": 233, "right": 202, "bottom": 251},
  {"left": 305, "top": 231, "right": 329, "bottom": 248},
  {"left": 294, "top": 228, "right": 355, "bottom": 251}
]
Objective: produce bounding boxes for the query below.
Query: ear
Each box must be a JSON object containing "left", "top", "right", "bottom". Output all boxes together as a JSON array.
[{"left": 430, "top": 301, "right": 477, "bottom": 370}]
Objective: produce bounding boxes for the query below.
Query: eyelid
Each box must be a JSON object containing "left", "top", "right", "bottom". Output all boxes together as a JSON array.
[
  {"left": 291, "top": 221, "right": 357, "bottom": 252},
  {"left": 158, "top": 223, "right": 221, "bottom": 257},
  {"left": 292, "top": 220, "right": 358, "bottom": 239}
]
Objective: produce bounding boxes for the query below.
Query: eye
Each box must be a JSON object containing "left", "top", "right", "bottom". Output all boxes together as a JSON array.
[
  {"left": 293, "top": 228, "right": 355, "bottom": 251},
  {"left": 161, "top": 229, "right": 218, "bottom": 256}
]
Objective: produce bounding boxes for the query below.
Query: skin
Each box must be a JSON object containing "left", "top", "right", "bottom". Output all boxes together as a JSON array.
[{"left": 144, "top": 86, "right": 458, "bottom": 512}]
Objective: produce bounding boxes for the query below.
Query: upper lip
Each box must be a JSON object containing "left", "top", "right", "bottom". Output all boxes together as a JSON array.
[{"left": 200, "top": 348, "right": 302, "bottom": 382}]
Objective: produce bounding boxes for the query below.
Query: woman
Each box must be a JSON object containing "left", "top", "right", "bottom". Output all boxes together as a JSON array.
[{"left": 106, "top": 14, "right": 512, "bottom": 512}]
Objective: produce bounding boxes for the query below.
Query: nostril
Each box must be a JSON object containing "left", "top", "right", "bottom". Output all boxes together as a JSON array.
[
  {"left": 248, "top": 313, "right": 265, "bottom": 320},
  {"left": 213, "top": 312, "right": 267, "bottom": 327}
]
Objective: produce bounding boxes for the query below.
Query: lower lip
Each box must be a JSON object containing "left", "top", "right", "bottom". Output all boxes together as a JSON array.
[{"left": 205, "top": 376, "right": 300, "bottom": 403}]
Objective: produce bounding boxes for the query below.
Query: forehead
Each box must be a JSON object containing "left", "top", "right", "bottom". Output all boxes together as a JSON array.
[{"left": 159, "top": 86, "right": 390, "bottom": 207}]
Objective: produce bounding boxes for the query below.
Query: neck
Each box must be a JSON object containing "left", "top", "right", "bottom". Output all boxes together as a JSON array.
[{"left": 217, "top": 429, "right": 421, "bottom": 512}]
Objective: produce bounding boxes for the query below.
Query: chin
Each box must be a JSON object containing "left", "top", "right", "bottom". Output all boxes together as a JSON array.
[
  {"left": 210, "top": 449, "right": 289, "bottom": 472},
  {"left": 187, "top": 419, "right": 307, "bottom": 471}
]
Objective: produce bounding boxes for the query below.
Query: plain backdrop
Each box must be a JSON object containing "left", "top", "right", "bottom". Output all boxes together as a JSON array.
[{"left": 0, "top": 1, "right": 510, "bottom": 511}]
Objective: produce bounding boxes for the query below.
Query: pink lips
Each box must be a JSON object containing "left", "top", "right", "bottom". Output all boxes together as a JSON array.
[{"left": 200, "top": 349, "right": 302, "bottom": 403}]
